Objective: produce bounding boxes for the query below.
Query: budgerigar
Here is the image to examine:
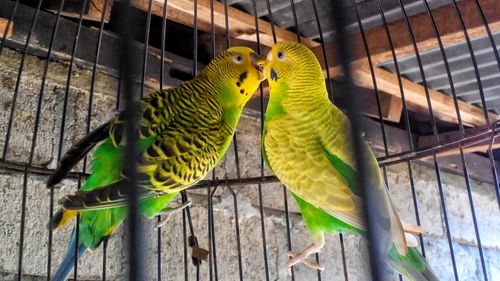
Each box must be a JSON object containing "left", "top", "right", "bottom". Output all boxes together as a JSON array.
[
  {"left": 47, "top": 47, "right": 265, "bottom": 281},
  {"left": 259, "top": 41, "right": 438, "bottom": 281}
]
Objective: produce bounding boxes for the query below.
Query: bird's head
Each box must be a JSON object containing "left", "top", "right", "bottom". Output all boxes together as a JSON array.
[
  {"left": 257, "top": 41, "right": 324, "bottom": 91},
  {"left": 203, "top": 46, "right": 265, "bottom": 107}
]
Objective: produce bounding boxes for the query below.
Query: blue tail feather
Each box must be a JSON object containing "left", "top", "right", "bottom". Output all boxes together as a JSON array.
[{"left": 51, "top": 230, "right": 88, "bottom": 281}]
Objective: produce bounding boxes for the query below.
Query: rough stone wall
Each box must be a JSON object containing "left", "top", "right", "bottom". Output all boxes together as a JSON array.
[{"left": 0, "top": 48, "right": 499, "bottom": 281}]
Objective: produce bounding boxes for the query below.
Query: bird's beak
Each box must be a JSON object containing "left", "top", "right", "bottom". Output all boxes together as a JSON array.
[
  {"left": 253, "top": 55, "right": 267, "bottom": 81},
  {"left": 255, "top": 56, "right": 268, "bottom": 73}
]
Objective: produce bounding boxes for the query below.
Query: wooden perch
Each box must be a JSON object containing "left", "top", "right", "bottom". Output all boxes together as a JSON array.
[
  {"left": 46, "top": 0, "right": 114, "bottom": 22},
  {"left": 0, "top": 18, "right": 13, "bottom": 39}
]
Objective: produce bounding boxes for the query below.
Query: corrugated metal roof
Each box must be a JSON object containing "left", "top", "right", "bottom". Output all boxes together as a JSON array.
[{"left": 227, "top": 0, "right": 454, "bottom": 42}]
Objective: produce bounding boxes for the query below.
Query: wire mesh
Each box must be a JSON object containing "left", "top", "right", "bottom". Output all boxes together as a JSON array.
[{"left": 0, "top": 0, "right": 499, "bottom": 280}]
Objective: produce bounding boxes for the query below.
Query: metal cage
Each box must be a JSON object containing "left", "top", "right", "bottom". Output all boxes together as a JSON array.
[{"left": 0, "top": 0, "right": 499, "bottom": 280}]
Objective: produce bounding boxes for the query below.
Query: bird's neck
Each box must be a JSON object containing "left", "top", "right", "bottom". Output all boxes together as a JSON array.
[{"left": 268, "top": 79, "right": 329, "bottom": 114}]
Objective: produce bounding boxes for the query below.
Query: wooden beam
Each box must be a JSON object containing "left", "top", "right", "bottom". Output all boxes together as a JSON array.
[
  {"left": 353, "top": 66, "right": 496, "bottom": 127},
  {"left": 46, "top": 0, "right": 114, "bottom": 22},
  {"left": 127, "top": 0, "right": 319, "bottom": 48},
  {"left": 0, "top": 18, "right": 13, "bottom": 39}
]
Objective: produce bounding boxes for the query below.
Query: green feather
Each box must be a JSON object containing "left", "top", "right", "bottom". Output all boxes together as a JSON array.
[
  {"left": 292, "top": 193, "right": 363, "bottom": 237},
  {"left": 320, "top": 143, "right": 360, "bottom": 197}
]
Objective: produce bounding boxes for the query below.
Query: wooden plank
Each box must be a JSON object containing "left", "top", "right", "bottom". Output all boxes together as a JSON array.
[
  {"left": 312, "top": 0, "right": 500, "bottom": 73},
  {"left": 46, "top": 0, "right": 114, "bottom": 22},
  {"left": 353, "top": 66, "right": 497, "bottom": 127},
  {"left": 0, "top": 17, "right": 13, "bottom": 39},
  {"left": 126, "top": 0, "right": 319, "bottom": 48}
]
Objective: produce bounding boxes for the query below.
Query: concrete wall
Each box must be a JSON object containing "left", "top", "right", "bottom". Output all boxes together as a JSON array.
[{"left": 0, "top": 48, "right": 499, "bottom": 281}]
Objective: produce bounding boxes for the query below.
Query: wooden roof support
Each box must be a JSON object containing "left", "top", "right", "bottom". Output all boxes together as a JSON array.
[
  {"left": 0, "top": 18, "right": 13, "bottom": 38},
  {"left": 46, "top": 0, "right": 114, "bottom": 22},
  {"left": 353, "top": 66, "right": 497, "bottom": 127},
  {"left": 128, "top": 0, "right": 318, "bottom": 48}
]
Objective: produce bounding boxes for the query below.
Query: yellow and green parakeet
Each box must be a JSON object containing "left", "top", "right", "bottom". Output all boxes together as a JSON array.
[
  {"left": 259, "top": 41, "right": 438, "bottom": 281},
  {"left": 47, "top": 46, "right": 265, "bottom": 281}
]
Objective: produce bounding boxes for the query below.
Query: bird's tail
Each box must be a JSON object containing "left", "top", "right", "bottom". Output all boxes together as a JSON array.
[
  {"left": 386, "top": 244, "right": 439, "bottom": 281},
  {"left": 51, "top": 230, "right": 88, "bottom": 281}
]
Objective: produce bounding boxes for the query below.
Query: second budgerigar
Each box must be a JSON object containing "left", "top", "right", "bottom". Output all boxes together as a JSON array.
[{"left": 260, "top": 41, "right": 439, "bottom": 281}]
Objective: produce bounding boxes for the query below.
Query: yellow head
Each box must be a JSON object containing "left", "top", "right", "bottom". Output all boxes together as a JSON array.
[
  {"left": 258, "top": 41, "right": 325, "bottom": 94},
  {"left": 202, "top": 46, "right": 265, "bottom": 108}
]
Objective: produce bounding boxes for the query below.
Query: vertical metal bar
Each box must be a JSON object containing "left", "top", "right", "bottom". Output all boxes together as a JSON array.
[
  {"left": 449, "top": 0, "right": 489, "bottom": 125},
  {"left": 227, "top": 185, "right": 244, "bottom": 281},
  {"left": 289, "top": 0, "right": 301, "bottom": 43},
  {"left": 329, "top": 0, "right": 383, "bottom": 280},
  {"left": 311, "top": 0, "right": 333, "bottom": 98},
  {"left": 472, "top": 0, "right": 500, "bottom": 211},
  {"left": 73, "top": 179, "right": 83, "bottom": 281},
  {"left": 458, "top": 145, "right": 488, "bottom": 281},
  {"left": 115, "top": 0, "right": 145, "bottom": 279},
  {"left": 350, "top": 0, "right": 389, "bottom": 157},
  {"left": 282, "top": 186, "right": 295, "bottom": 280},
  {"left": 140, "top": 0, "right": 154, "bottom": 98},
  {"left": 433, "top": 154, "right": 459, "bottom": 281},
  {"left": 338, "top": 233, "right": 349, "bottom": 281},
  {"left": 2, "top": 0, "right": 43, "bottom": 160},
  {"left": 377, "top": 1, "right": 414, "bottom": 151},
  {"left": 1, "top": 1, "right": 44, "bottom": 279},
  {"left": 157, "top": 0, "right": 169, "bottom": 277},
  {"left": 159, "top": 0, "right": 169, "bottom": 92},
  {"left": 407, "top": 162, "right": 426, "bottom": 257},
  {"left": 209, "top": 187, "right": 219, "bottom": 281},
  {"left": 17, "top": 168, "right": 29, "bottom": 281},
  {"left": 393, "top": 0, "right": 443, "bottom": 263},
  {"left": 102, "top": 239, "right": 108, "bottom": 281},
  {"left": 34, "top": 1, "right": 67, "bottom": 279},
  {"left": 381, "top": 166, "right": 403, "bottom": 281},
  {"left": 86, "top": 1, "right": 112, "bottom": 279},
  {"left": 249, "top": 0, "right": 270, "bottom": 279},
  {"left": 192, "top": 0, "right": 199, "bottom": 75},
  {"left": 264, "top": 0, "right": 277, "bottom": 43},
  {"left": 183, "top": 210, "right": 189, "bottom": 281},
  {"left": 207, "top": 186, "right": 213, "bottom": 281}
]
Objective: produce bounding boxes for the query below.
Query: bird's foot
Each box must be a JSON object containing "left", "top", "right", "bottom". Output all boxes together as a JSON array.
[
  {"left": 287, "top": 233, "right": 325, "bottom": 274},
  {"left": 287, "top": 251, "right": 324, "bottom": 272},
  {"left": 155, "top": 200, "right": 192, "bottom": 228}
]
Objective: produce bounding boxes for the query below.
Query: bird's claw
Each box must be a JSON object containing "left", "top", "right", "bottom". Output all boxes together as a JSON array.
[
  {"left": 154, "top": 200, "right": 192, "bottom": 228},
  {"left": 287, "top": 251, "right": 325, "bottom": 273}
]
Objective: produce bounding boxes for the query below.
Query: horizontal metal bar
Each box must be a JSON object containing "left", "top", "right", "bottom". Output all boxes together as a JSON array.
[{"left": 1, "top": 121, "right": 498, "bottom": 187}]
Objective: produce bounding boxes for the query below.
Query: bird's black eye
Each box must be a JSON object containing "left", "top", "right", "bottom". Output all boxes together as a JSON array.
[
  {"left": 277, "top": 51, "right": 285, "bottom": 60},
  {"left": 233, "top": 55, "right": 244, "bottom": 63}
]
